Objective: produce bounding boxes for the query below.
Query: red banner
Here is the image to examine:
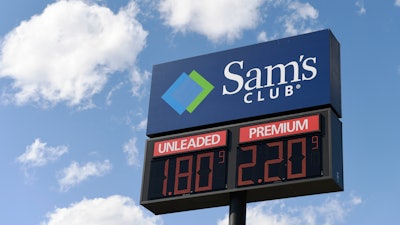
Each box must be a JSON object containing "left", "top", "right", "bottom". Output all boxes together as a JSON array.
[
  {"left": 153, "top": 130, "right": 227, "bottom": 157},
  {"left": 239, "top": 115, "right": 320, "bottom": 143}
]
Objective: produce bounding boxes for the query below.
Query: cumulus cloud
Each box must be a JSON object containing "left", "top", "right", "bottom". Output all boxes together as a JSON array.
[
  {"left": 40, "top": 195, "right": 162, "bottom": 225},
  {"left": 158, "top": 0, "right": 265, "bottom": 43},
  {"left": 57, "top": 160, "right": 112, "bottom": 192},
  {"left": 217, "top": 194, "right": 362, "bottom": 225},
  {"left": 0, "top": 0, "right": 147, "bottom": 108},
  {"left": 123, "top": 137, "right": 140, "bottom": 166},
  {"left": 16, "top": 138, "right": 68, "bottom": 168},
  {"left": 281, "top": 1, "right": 319, "bottom": 36},
  {"left": 396, "top": 0, "right": 400, "bottom": 7}
]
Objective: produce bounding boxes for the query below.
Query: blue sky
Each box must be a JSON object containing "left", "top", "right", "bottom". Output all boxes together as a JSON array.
[{"left": 0, "top": 0, "right": 399, "bottom": 225}]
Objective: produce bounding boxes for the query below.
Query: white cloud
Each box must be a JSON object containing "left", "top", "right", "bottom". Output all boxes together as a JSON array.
[
  {"left": 131, "top": 118, "right": 147, "bottom": 131},
  {"left": 350, "top": 193, "right": 363, "bottom": 205},
  {"left": 281, "top": 1, "right": 319, "bottom": 36},
  {"left": 57, "top": 160, "right": 112, "bottom": 192},
  {"left": 396, "top": 0, "right": 400, "bottom": 7},
  {"left": 123, "top": 137, "right": 140, "bottom": 167},
  {"left": 217, "top": 194, "right": 362, "bottom": 225},
  {"left": 130, "top": 68, "right": 151, "bottom": 97},
  {"left": 137, "top": 118, "right": 147, "bottom": 130},
  {"left": 355, "top": 1, "right": 366, "bottom": 15},
  {"left": 105, "top": 81, "right": 124, "bottom": 106},
  {"left": 257, "top": 31, "right": 268, "bottom": 42},
  {"left": 16, "top": 138, "right": 68, "bottom": 168},
  {"left": 40, "top": 195, "right": 162, "bottom": 225},
  {"left": 158, "top": 0, "right": 265, "bottom": 43},
  {"left": 0, "top": 0, "right": 147, "bottom": 108}
]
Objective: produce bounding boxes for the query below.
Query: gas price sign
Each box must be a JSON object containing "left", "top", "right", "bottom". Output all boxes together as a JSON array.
[
  {"left": 141, "top": 108, "right": 343, "bottom": 214},
  {"left": 237, "top": 115, "right": 322, "bottom": 187},
  {"left": 141, "top": 30, "right": 342, "bottom": 215},
  {"left": 141, "top": 130, "right": 234, "bottom": 214},
  {"left": 146, "top": 130, "right": 228, "bottom": 200}
]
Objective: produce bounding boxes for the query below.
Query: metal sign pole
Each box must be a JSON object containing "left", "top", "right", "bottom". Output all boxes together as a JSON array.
[{"left": 229, "top": 192, "right": 246, "bottom": 225}]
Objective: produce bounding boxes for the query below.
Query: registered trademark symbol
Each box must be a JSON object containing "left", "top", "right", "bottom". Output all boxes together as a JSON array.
[{"left": 296, "top": 84, "right": 301, "bottom": 89}]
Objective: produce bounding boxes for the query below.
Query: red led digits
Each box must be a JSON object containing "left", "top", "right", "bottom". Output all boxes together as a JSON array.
[
  {"left": 287, "top": 137, "right": 306, "bottom": 179},
  {"left": 154, "top": 149, "right": 227, "bottom": 199},
  {"left": 312, "top": 136, "right": 319, "bottom": 150},
  {"left": 218, "top": 150, "right": 225, "bottom": 164},
  {"left": 237, "top": 136, "right": 315, "bottom": 187},
  {"left": 174, "top": 156, "right": 193, "bottom": 195},
  {"left": 264, "top": 141, "right": 283, "bottom": 183},
  {"left": 162, "top": 159, "right": 169, "bottom": 196},
  {"left": 237, "top": 146, "right": 257, "bottom": 186},
  {"left": 195, "top": 152, "right": 213, "bottom": 192}
]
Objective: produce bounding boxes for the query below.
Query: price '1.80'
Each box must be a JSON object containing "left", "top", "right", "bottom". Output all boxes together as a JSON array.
[{"left": 148, "top": 150, "right": 228, "bottom": 200}]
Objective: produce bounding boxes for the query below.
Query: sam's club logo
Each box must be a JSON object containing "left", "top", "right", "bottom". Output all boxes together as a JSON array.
[{"left": 162, "top": 70, "right": 214, "bottom": 115}]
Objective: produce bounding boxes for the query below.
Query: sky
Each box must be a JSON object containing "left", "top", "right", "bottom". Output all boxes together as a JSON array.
[{"left": 0, "top": 0, "right": 399, "bottom": 225}]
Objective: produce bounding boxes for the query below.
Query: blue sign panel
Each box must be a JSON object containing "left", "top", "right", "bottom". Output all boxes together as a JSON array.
[{"left": 147, "top": 29, "right": 341, "bottom": 137}]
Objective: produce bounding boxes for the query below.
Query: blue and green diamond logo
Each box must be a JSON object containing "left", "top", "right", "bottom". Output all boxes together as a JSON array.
[{"left": 162, "top": 70, "right": 214, "bottom": 115}]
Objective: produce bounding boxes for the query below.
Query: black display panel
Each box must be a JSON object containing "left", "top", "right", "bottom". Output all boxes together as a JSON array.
[
  {"left": 141, "top": 108, "right": 343, "bottom": 215},
  {"left": 147, "top": 148, "right": 228, "bottom": 200},
  {"left": 237, "top": 134, "right": 322, "bottom": 187}
]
